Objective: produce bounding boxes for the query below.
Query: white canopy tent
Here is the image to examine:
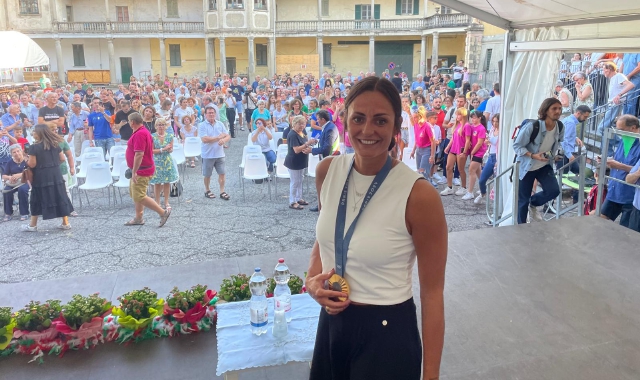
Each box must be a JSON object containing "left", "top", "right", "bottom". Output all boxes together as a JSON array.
[
  {"left": 0, "top": 31, "right": 49, "bottom": 77},
  {"left": 433, "top": 0, "right": 640, "bottom": 224}
]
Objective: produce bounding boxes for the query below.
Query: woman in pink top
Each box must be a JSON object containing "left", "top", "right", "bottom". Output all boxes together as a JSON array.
[
  {"left": 461, "top": 111, "right": 488, "bottom": 200},
  {"left": 410, "top": 107, "right": 436, "bottom": 184},
  {"left": 441, "top": 108, "right": 468, "bottom": 195}
]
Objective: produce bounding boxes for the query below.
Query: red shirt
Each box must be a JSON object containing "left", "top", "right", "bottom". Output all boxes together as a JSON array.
[
  {"left": 16, "top": 137, "right": 29, "bottom": 151},
  {"left": 435, "top": 110, "right": 446, "bottom": 139},
  {"left": 126, "top": 126, "right": 155, "bottom": 177}
]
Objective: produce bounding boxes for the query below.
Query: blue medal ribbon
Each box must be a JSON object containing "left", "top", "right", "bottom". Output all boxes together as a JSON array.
[{"left": 334, "top": 156, "right": 393, "bottom": 277}]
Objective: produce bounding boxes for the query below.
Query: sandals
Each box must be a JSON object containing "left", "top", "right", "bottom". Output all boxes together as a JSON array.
[
  {"left": 20, "top": 215, "right": 29, "bottom": 221},
  {"left": 297, "top": 200, "right": 309, "bottom": 206},
  {"left": 220, "top": 192, "right": 230, "bottom": 201},
  {"left": 2, "top": 215, "right": 11, "bottom": 222},
  {"left": 190, "top": 162, "right": 196, "bottom": 168},
  {"left": 165, "top": 205, "right": 172, "bottom": 212},
  {"left": 205, "top": 191, "right": 216, "bottom": 199},
  {"left": 124, "top": 219, "right": 145, "bottom": 226},
  {"left": 289, "top": 203, "right": 304, "bottom": 210},
  {"left": 159, "top": 209, "right": 171, "bottom": 227}
]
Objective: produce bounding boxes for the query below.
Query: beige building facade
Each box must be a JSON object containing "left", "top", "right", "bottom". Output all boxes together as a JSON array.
[{"left": 2, "top": 0, "right": 483, "bottom": 84}]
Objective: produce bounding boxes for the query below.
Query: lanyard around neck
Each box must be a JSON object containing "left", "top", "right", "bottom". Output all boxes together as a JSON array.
[{"left": 334, "top": 156, "right": 393, "bottom": 277}]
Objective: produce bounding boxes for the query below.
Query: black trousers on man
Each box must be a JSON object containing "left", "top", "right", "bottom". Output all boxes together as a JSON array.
[{"left": 226, "top": 108, "right": 236, "bottom": 138}]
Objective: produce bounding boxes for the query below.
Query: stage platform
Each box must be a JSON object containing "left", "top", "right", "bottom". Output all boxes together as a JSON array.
[{"left": 1, "top": 217, "right": 639, "bottom": 379}]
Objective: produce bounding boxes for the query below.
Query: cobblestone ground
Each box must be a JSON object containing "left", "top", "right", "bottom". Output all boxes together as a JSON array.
[{"left": 0, "top": 127, "right": 490, "bottom": 284}]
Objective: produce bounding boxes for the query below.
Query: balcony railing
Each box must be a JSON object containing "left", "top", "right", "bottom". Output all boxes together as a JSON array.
[
  {"left": 276, "top": 14, "right": 474, "bottom": 33},
  {"left": 53, "top": 21, "right": 205, "bottom": 33}
]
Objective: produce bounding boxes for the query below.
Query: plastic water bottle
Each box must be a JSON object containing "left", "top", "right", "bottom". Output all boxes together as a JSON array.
[
  {"left": 273, "top": 258, "right": 292, "bottom": 323},
  {"left": 249, "top": 268, "right": 268, "bottom": 336}
]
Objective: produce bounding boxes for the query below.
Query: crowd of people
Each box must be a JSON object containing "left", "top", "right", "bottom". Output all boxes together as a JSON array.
[{"left": 1, "top": 52, "right": 639, "bottom": 229}]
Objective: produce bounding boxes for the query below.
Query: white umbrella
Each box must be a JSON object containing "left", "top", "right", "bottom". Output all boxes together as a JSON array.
[{"left": 0, "top": 31, "right": 49, "bottom": 69}]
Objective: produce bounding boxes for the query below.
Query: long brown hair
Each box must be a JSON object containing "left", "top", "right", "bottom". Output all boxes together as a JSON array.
[{"left": 33, "top": 123, "right": 62, "bottom": 150}]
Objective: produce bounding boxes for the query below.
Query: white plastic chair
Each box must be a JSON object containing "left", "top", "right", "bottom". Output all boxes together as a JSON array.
[
  {"left": 109, "top": 145, "right": 126, "bottom": 163},
  {"left": 183, "top": 137, "right": 202, "bottom": 159},
  {"left": 274, "top": 150, "right": 290, "bottom": 196},
  {"left": 402, "top": 147, "right": 417, "bottom": 171},
  {"left": 66, "top": 173, "right": 81, "bottom": 207},
  {"left": 272, "top": 131, "right": 283, "bottom": 145},
  {"left": 238, "top": 145, "right": 263, "bottom": 178},
  {"left": 277, "top": 144, "right": 288, "bottom": 155},
  {"left": 241, "top": 154, "right": 271, "bottom": 201},
  {"left": 111, "top": 152, "right": 126, "bottom": 178},
  {"left": 78, "top": 162, "right": 113, "bottom": 206},
  {"left": 306, "top": 154, "right": 321, "bottom": 193},
  {"left": 171, "top": 143, "right": 187, "bottom": 179},
  {"left": 79, "top": 140, "right": 92, "bottom": 159},
  {"left": 247, "top": 133, "right": 253, "bottom": 145},
  {"left": 113, "top": 161, "right": 131, "bottom": 204},
  {"left": 83, "top": 146, "right": 105, "bottom": 159},
  {"left": 77, "top": 153, "right": 104, "bottom": 179}
]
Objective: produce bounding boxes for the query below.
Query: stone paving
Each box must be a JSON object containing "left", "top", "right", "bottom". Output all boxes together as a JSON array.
[{"left": 0, "top": 127, "right": 489, "bottom": 284}]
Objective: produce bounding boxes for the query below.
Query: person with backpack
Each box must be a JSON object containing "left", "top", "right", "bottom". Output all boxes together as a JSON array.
[{"left": 512, "top": 98, "right": 564, "bottom": 224}]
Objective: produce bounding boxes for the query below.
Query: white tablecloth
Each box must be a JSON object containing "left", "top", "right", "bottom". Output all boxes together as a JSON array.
[{"left": 216, "top": 293, "right": 320, "bottom": 376}]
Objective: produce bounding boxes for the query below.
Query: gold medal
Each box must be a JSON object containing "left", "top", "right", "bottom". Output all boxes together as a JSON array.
[{"left": 325, "top": 274, "right": 350, "bottom": 302}]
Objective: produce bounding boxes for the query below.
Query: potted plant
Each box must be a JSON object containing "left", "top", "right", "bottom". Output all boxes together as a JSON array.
[
  {"left": 159, "top": 285, "right": 218, "bottom": 335},
  {"left": 106, "top": 288, "right": 163, "bottom": 343},
  {"left": 13, "top": 300, "right": 62, "bottom": 341},
  {"left": 218, "top": 274, "right": 252, "bottom": 302},
  {"left": 53, "top": 294, "right": 112, "bottom": 350},
  {"left": 0, "top": 307, "right": 15, "bottom": 351}
]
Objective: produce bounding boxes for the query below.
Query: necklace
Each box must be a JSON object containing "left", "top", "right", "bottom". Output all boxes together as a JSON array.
[{"left": 350, "top": 172, "right": 366, "bottom": 212}]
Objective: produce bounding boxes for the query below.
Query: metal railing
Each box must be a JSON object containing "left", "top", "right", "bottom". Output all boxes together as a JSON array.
[
  {"left": 485, "top": 161, "right": 520, "bottom": 226},
  {"left": 53, "top": 21, "right": 204, "bottom": 33},
  {"left": 550, "top": 154, "right": 587, "bottom": 219},
  {"left": 595, "top": 128, "right": 640, "bottom": 216},
  {"left": 275, "top": 14, "right": 473, "bottom": 33}
]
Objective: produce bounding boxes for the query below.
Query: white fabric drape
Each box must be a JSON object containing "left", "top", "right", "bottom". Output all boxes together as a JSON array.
[
  {"left": 0, "top": 31, "right": 49, "bottom": 69},
  {"left": 497, "top": 27, "right": 568, "bottom": 225}
]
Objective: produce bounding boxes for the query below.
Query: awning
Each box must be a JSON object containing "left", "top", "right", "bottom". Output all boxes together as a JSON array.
[{"left": 0, "top": 31, "right": 49, "bottom": 70}]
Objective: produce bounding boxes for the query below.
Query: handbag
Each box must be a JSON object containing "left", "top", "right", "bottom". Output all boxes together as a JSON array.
[
  {"left": 21, "top": 167, "right": 33, "bottom": 184},
  {"left": 170, "top": 182, "right": 182, "bottom": 197}
]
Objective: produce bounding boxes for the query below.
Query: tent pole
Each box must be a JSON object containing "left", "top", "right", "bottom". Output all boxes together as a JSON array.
[{"left": 497, "top": 30, "right": 514, "bottom": 222}]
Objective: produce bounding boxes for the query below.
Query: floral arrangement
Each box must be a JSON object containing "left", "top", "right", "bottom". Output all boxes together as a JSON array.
[
  {"left": 155, "top": 285, "right": 219, "bottom": 337},
  {"left": 0, "top": 307, "right": 15, "bottom": 351},
  {"left": 11, "top": 300, "right": 63, "bottom": 363},
  {"left": 266, "top": 274, "right": 306, "bottom": 298},
  {"left": 51, "top": 294, "right": 112, "bottom": 353},
  {"left": 104, "top": 288, "right": 164, "bottom": 344},
  {"left": 218, "top": 274, "right": 252, "bottom": 302}
]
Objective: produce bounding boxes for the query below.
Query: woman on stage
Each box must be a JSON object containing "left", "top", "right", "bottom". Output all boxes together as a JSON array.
[{"left": 306, "top": 76, "right": 447, "bottom": 380}]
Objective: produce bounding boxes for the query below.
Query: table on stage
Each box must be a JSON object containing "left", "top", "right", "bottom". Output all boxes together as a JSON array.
[{"left": 216, "top": 293, "right": 320, "bottom": 380}]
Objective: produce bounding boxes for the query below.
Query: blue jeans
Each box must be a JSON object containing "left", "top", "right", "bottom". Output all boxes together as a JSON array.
[
  {"left": 415, "top": 146, "right": 433, "bottom": 182},
  {"left": 623, "top": 75, "right": 640, "bottom": 117},
  {"left": 596, "top": 103, "right": 622, "bottom": 157},
  {"left": 517, "top": 165, "right": 560, "bottom": 224},
  {"left": 479, "top": 153, "right": 496, "bottom": 195},
  {"left": 3, "top": 185, "right": 29, "bottom": 217},
  {"left": 94, "top": 138, "right": 115, "bottom": 160},
  {"left": 263, "top": 150, "right": 276, "bottom": 173}
]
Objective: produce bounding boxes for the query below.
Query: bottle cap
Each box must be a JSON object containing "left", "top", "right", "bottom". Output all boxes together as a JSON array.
[
  {"left": 278, "top": 258, "right": 284, "bottom": 263},
  {"left": 255, "top": 267, "right": 261, "bottom": 272}
]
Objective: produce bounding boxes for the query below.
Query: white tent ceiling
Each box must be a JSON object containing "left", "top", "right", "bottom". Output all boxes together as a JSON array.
[
  {"left": 432, "top": 0, "right": 640, "bottom": 29},
  {"left": 0, "top": 31, "right": 49, "bottom": 70}
]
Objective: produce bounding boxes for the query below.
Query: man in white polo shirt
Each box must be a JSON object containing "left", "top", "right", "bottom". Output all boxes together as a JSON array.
[{"left": 199, "top": 107, "right": 231, "bottom": 201}]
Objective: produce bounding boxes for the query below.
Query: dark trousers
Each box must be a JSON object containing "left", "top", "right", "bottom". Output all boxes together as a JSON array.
[
  {"left": 556, "top": 156, "right": 580, "bottom": 204},
  {"left": 517, "top": 165, "right": 560, "bottom": 224},
  {"left": 310, "top": 298, "right": 422, "bottom": 380},
  {"left": 226, "top": 108, "right": 236, "bottom": 138},
  {"left": 3, "top": 185, "right": 30, "bottom": 216}
]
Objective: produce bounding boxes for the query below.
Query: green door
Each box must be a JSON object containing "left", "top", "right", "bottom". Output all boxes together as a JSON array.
[
  {"left": 375, "top": 42, "right": 415, "bottom": 77},
  {"left": 120, "top": 57, "right": 133, "bottom": 84}
]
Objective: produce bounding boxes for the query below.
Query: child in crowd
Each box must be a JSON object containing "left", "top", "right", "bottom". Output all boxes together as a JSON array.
[
  {"left": 13, "top": 127, "right": 29, "bottom": 152},
  {"left": 584, "top": 165, "right": 609, "bottom": 215}
]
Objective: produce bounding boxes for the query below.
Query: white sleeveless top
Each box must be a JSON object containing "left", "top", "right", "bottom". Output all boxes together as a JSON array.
[{"left": 316, "top": 154, "right": 422, "bottom": 305}]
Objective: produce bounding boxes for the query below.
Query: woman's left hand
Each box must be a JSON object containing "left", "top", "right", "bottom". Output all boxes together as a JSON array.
[{"left": 306, "top": 268, "right": 350, "bottom": 316}]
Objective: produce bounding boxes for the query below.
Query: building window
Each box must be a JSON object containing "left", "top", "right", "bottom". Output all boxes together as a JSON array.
[
  {"left": 256, "top": 44, "right": 267, "bottom": 66},
  {"left": 355, "top": 4, "right": 379, "bottom": 28},
  {"left": 226, "top": 0, "right": 244, "bottom": 9},
  {"left": 323, "top": 43, "right": 331, "bottom": 67},
  {"left": 208, "top": 0, "right": 217, "bottom": 10},
  {"left": 400, "top": 0, "right": 412, "bottom": 14},
  {"left": 166, "top": 0, "right": 179, "bottom": 17},
  {"left": 19, "top": 0, "right": 39, "bottom": 14},
  {"left": 116, "top": 6, "right": 129, "bottom": 21},
  {"left": 321, "top": 0, "right": 329, "bottom": 16},
  {"left": 441, "top": 6, "right": 452, "bottom": 14},
  {"left": 72, "top": 45, "right": 86, "bottom": 67},
  {"left": 484, "top": 49, "right": 493, "bottom": 71},
  {"left": 65, "top": 5, "right": 73, "bottom": 21},
  {"left": 360, "top": 4, "right": 371, "bottom": 19},
  {"left": 254, "top": 0, "right": 267, "bottom": 10},
  {"left": 169, "top": 44, "right": 181, "bottom": 67}
]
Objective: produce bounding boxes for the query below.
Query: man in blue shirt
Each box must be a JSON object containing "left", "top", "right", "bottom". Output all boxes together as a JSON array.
[
  {"left": 625, "top": 157, "right": 640, "bottom": 232},
  {"left": 67, "top": 102, "right": 90, "bottom": 157},
  {"left": 559, "top": 105, "right": 591, "bottom": 204},
  {"left": 309, "top": 110, "right": 338, "bottom": 212},
  {"left": 600, "top": 114, "right": 640, "bottom": 228},
  {"left": 622, "top": 53, "right": 640, "bottom": 117},
  {"left": 410, "top": 75, "right": 424, "bottom": 92},
  {"left": 88, "top": 102, "right": 114, "bottom": 160},
  {"left": 0, "top": 104, "right": 24, "bottom": 137}
]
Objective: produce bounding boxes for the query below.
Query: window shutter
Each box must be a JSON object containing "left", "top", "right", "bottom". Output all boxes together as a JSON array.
[
  {"left": 374, "top": 4, "right": 380, "bottom": 19},
  {"left": 395, "top": 0, "right": 401, "bottom": 15},
  {"left": 412, "top": 0, "right": 419, "bottom": 15},
  {"left": 355, "top": 5, "right": 361, "bottom": 20}
]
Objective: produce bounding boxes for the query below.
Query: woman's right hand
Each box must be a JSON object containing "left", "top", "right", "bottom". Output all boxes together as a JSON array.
[
  {"left": 444, "top": 146, "right": 450, "bottom": 154},
  {"left": 306, "top": 268, "right": 350, "bottom": 316}
]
